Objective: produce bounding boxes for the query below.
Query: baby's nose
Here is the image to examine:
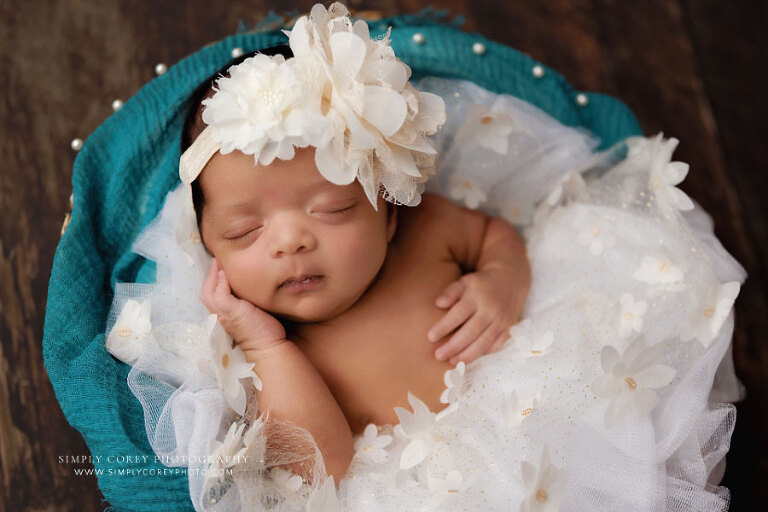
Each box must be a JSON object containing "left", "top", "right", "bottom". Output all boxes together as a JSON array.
[{"left": 268, "top": 214, "right": 316, "bottom": 257}]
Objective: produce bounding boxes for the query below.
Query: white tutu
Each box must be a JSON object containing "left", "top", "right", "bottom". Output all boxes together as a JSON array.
[{"left": 104, "top": 76, "right": 746, "bottom": 512}]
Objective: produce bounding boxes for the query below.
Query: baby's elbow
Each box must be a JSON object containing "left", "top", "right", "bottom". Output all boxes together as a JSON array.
[
  {"left": 324, "top": 437, "right": 354, "bottom": 483},
  {"left": 283, "top": 438, "right": 353, "bottom": 487}
]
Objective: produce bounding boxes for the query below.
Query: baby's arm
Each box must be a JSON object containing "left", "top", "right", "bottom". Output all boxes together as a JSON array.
[
  {"left": 425, "top": 195, "right": 531, "bottom": 364},
  {"left": 200, "top": 258, "right": 353, "bottom": 484}
]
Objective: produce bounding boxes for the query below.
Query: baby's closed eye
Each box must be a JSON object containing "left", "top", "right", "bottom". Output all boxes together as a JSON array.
[{"left": 311, "top": 200, "right": 358, "bottom": 216}]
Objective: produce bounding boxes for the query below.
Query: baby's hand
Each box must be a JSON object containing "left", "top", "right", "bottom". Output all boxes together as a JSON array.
[
  {"left": 200, "top": 258, "right": 287, "bottom": 357},
  {"left": 427, "top": 267, "right": 526, "bottom": 365}
]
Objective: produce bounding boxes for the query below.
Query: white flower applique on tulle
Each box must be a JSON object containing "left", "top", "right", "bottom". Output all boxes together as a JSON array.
[
  {"left": 440, "top": 362, "right": 466, "bottom": 405},
  {"left": 393, "top": 392, "right": 457, "bottom": 470},
  {"left": 501, "top": 200, "right": 536, "bottom": 227},
  {"left": 395, "top": 468, "right": 421, "bottom": 489},
  {"left": 204, "top": 315, "right": 261, "bottom": 416},
  {"left": 514, "top": 330, "right": 554, "bottom": 358},
  {"left": 532, "top": 171, "right": 589, "bottom": 227},
  {"left": 305, "top": 476, "right": 340, "bottom": 512},
  {"left": 618, "top": 293, "right": 648, "bottom": 338},
  {"left": 106, "top": 299, "right": 156, "bottom": 364},
  {"left": 449, "top": 175, "right": 487, "bottom": 209},
  {"left": 547, "top": 171, "right": 588, "bottom": 207},
  {"left": 502, "top": 389, "right": 541, "bottom": 428},
  {"left": 175, "top": 187, "right": 208, "bottom": 270},
  {"left": 455, "top": 102, "right": 521, "bottom": 155},
  {"left": 681, "top": 281, "right": 740, "bottom": 348},
  {"left": 591, "top": 336, "right": 675, "bottom": 428},
  {"left": 633, "top": 254, "right": 685, "bottom": 285},
  {"left": 353, "top": 424, "right": 393, "bottom": 463},
  {"left": 269, "top": 467, "right": 306, "bottom": 498},
  {"left": 519, "top": 446, "right": 568, "bottom": 512},
  {"left": 647, "top": 134, "right": 695, "bottom": 212},
  {"left": 574, "top": 212, "right": 616, "bottom": 256},
  {"left": 420, "top": 463, "right": 464, "bottom": 509},
  {"left": 202, "top": 421, "right": 250, "bottom": 495}
]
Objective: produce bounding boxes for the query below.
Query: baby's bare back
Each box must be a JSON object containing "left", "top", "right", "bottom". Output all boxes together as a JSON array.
[{"left": 290, "top": 195, "right": 459, "bottom": 434}]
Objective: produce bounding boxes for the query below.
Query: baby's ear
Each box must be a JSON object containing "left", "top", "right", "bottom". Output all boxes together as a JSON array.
[{"left": 386, "top": 202, "right": 398, "bottom": 242}]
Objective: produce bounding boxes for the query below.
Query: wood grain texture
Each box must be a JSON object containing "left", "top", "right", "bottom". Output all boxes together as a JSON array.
[{"left": 1, "top": 0, "right": 764, "bottom": 510}]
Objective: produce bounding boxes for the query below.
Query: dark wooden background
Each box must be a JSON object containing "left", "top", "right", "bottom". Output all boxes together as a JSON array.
[{"left": 1, "top": 0, "right": 766, "bottom": 510}]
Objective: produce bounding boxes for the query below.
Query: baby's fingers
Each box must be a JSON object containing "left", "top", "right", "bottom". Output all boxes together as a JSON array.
[
  {"left": 428, "top": 297, "right": 474, "bottom": 343},
  {"left": 200, "top": 258, "right": 219, "bottom": 309},
  {"left": 214, "top": 270, "right": 241, "bottom": 313},
  {"left": 435, "top": 279, "right": 466, "bottom": 309},
  {"left": 451, "top": 325, "right": 503, "bottom": 365},
  {"left": 435, "top": 314, "right": 489, "bottom": 362},
  {"left": 489, "top": 330, "right": 511, "bottom": 353}
]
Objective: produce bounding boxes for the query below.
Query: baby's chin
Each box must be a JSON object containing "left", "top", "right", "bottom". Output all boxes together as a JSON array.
[
  {"left": 265, "top": 297, "right": 353, "bottom": 325},
  {"left": 265, "top": 289, "right": 365, "bottom": 325}
]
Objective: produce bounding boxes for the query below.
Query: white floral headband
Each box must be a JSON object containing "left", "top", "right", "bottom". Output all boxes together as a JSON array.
[{"left": 179, "top": 2, "right": 447, "bottom": 210}]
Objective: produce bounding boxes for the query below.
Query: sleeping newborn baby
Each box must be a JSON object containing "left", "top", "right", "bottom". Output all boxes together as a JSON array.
[
  {"left": 103, "top": 4, "right": 744, "bottom": 510},
  {"left": 192, "top": 128, "right": 530, "bottom": 482}
]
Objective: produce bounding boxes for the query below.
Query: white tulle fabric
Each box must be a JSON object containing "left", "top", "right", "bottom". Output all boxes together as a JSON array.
[{"left": 105, "top": 76, "right": 746, "bottom": 512}]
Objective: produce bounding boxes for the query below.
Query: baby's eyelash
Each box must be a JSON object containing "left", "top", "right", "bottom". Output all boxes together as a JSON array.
[
  {"left": 317, "top": 204, "right": 356, "bottom": 215},
  {"left": 226, "top": 228, "right": 259, "bottom": 242}
]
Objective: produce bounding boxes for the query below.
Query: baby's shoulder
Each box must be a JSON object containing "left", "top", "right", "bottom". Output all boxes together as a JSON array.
[
  {"left": 397, "top": 193, "right": 460, "bottom": 234},
  {"left": 395, "top": 193, "right": 489, "bottom": 266}
]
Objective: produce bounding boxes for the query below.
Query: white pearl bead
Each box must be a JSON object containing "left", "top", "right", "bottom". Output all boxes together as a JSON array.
[
  {"left": 412, "top": 32, "right": 425, "bottom": 44},
  {"left": 472, "top": 42, "right": 486, "bottom": 55},
  {"left": 231, "top": 47, "right": 244, "bottom": 58},
  {"left": 532, "top": 65, "right": 545, "bottom": 78},
  {"left": 112, "top": 99, "right": 124, "bottom": 111},
  {"left": 576, "top": 93, "right": 589, "bottom": 106},
  {"left": 70, "top": 138, "right": 83, "bottom": 151},
  {"left": 154, "top": 63, "right": 167, "bottom": 75}
]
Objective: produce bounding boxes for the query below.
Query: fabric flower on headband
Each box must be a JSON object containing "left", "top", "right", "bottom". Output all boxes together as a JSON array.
[
  {"left": 200, "top": 52, "right": 324, "bottom": 165},
  {"left": 180, "top": 2, "right": 447, "bottom": 210}
]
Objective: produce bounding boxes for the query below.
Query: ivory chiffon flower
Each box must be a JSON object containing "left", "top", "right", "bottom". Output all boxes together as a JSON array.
[
  {"left": 618, "top": 293, "right": 648, "bottom": 338},
  {"left": 591, "top": 336, "right": 675, "bottom": 427},
  {"left": 394, "top": 392, "right": 443, "bottom": 470},
  {"left": 514, "top": 330, "right": 554, "bottom": 358},
  {"left": 449, "top": 175, "right": 487, "bottom": 209},
  {"left": 269, "top": 467, "right": 305, "bottom": 498},
  {"left": 502, "top": 390, "right": 541, "bottom": 428},
  {"left": 440, "top": 362, "right": 466, "bottom": 405},
  {"left": 206, "top": 315, "right": 260, "bottom": 416},
  {"left": 455, "top": 102, "right": 519, "bottom": 154},
  {"left": 106, "top": 299, "right": 155, "bottom": 364},
  {"left": 208, "top": 421, "right": 249, "bottom": 469},
  {"left": 546, "top": 171, "right": 588, "bottom": 207},
  {"left": 519, "top": 446, "right": 568, "bottom": 512},
  {"left": 502, "top": 200, "right": 536, "bottom": 227},
  {"left": 201, "top": 53, "right": 322, "bottom": 166},
  {"left": 648, "top": 134, "right": 695, "bottom": 212},
  {"left": 422, "top": 466, "right": 464, "bottom": 508},
  {"left": 305, "top": 476, "right": 340, "bottom": 512},
  {"left": 574, "top": 213, "right": 616, "bottom": 256},
  {"left": 354, "top": 424, "right": 392, "bottom": 463},
  {"left": 284, "top": 3, "right": 445, "bottom": 207},
  {"left": 633, "top": 254, "right": 684, "bottom": 285},
  {"left": 681, "top": 281, "right": 740, "bottom": 347}
]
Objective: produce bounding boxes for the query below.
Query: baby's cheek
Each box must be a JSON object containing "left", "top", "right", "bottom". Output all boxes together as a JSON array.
[
  {"left": 343, "top": 229, "right": 388, "bottom": 278},
  {"left": 226, "top": 253, "right": 269, "bottom": 302}
]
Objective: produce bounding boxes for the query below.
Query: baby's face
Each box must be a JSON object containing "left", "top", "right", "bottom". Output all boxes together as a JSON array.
[{"left": 199, "top": 146, "right": 396, "bottom": 323}]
